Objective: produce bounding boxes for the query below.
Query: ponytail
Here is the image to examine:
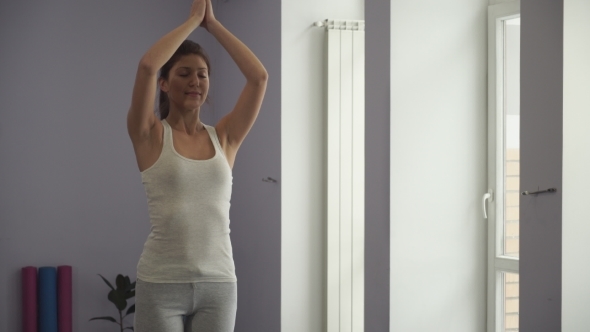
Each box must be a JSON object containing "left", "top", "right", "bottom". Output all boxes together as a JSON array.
[{"left": 158, "top": 91, "right": 170, "bottom": 120}]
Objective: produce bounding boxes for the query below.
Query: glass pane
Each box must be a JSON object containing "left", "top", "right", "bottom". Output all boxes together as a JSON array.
[
  {"left": 503, "top": 18, "right": 520, "bottom": 258},
  {"left": 503, "top": 272, "right": 519, "bottom": 332}
]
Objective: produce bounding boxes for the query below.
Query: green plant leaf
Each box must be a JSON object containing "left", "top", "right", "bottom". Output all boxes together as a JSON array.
[
  {"left": 89, "top": 316, "right": 117, "bottom": 323},
  {"left": 98, "top": 274, "right": 115, "bottom": 291},
  {"left": 124, "top": 276, "right": 131, "bottom": 288},
  {"left": 125, "top": 290, "right": 135, "bottom": 299},
  {"left": 125, "top": 304, "right": 135, "bottom": 317},
  {"left": 116, "top": 274, "right": 125, "bottom": 291},
  {"left": 108, "top": 289, "right": 127, "bottom": 311}
]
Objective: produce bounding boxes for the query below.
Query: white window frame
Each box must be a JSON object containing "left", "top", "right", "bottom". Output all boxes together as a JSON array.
[{"left": 487, "top": 1, "right": 520, "bottom": 332}]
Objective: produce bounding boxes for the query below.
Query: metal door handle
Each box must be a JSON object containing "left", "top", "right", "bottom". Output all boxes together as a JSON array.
[
  {"left": 521, "top": 188, "right": 557, "bottom": 195},
  {"left": 262, "top": 177, "right": 277, "bottom": 183}
]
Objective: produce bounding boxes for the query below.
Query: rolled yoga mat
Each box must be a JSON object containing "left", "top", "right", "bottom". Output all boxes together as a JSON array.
[
  {"left": 57, "top": 265, "right": 72, "bottom": 332},
  {"left": 21, "top": 266, "right": 37, "bottom": 332},
  {"left": 38, "top": 267, "right": 58, "bottom": 332}
]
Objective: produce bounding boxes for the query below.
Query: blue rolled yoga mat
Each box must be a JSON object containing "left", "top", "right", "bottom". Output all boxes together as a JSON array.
[{"left": 38, "top": 267, "right": 58, "bottom": 332}]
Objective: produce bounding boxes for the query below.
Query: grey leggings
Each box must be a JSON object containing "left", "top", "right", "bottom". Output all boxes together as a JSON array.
[{"left": 134, "top": 278, "right": 237, "bottom": 332}]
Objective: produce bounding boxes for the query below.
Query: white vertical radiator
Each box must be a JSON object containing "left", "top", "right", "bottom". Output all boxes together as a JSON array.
[{"left": 319, "top": 19, "right": 365, "bottom": 332}]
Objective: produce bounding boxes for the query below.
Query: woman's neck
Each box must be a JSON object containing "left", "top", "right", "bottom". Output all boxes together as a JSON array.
[{"left": 166, "top": 108, "right": 205, "bottom": 135}]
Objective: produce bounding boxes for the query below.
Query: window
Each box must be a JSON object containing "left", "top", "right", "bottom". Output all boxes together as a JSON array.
[{"left": 487, "top": 2, "right": 520, "bottom": 332}]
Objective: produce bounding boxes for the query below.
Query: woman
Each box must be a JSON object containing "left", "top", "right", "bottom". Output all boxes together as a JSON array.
[{"left": 126, "top": 0, "right": 267, "bottom": 330}]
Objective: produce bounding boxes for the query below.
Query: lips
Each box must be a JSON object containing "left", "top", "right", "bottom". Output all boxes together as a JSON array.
[{"left": 186, "top": 91, "right": 201, "bottom": 97}]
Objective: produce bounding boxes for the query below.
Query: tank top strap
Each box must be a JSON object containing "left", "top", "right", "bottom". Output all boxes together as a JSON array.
[
  {"left": 204, "top": 124, "right": 224, "bottom": 153},
  {"left": 161, "top": 119, "right": 173, "bottom": 149}
]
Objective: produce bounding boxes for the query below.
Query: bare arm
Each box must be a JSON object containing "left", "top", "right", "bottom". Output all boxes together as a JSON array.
[
  {"left": 203, "top": 0, "right": 268, "bottom": 152},
  {"left": 126, "top": 0, "right": 206, "bottom": 143}
]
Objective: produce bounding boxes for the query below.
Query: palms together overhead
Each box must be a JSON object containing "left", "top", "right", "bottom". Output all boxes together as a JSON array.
[
  {"left": 189, "top": 0, "right": 206, "bottom": 22},
  {"left": 200, "top": 0, "right": 217, "bottom": 31},
  {"left": 190, "top": 0, "right": 216, "bottom": 30}
]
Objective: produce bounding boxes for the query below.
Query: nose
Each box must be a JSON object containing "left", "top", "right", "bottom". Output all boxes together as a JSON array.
[{"left": 189, "top": 74, "right": 200, "bottom": 87}]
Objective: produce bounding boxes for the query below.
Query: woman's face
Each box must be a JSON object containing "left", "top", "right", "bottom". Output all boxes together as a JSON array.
[{"left": 160, "top": 54, "right": 210, "bottom": 112}]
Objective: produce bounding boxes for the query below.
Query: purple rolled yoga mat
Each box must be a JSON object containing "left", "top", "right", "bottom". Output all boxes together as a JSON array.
[
  {"left": 57, "top": 266, "right": 72, "bottom": 332},
  {"left": 21, "top": 266, "right": 38, "bottom": 332}
]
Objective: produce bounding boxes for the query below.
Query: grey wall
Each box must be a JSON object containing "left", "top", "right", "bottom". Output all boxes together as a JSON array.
[
  {"left": 0, "top": 0, "right": 187, "bottom": 331},
  {"left": 365, "top": 1, "right": 390, "bottom": 331},
  {"left": 0, "top": 0, "right": 280, "bottom": 331},
  {"left": 0, "top": 1, "right": 189, "bottom": 330},
  {"left": 520, "top": 0, "right": 563, "bottom": 330}
]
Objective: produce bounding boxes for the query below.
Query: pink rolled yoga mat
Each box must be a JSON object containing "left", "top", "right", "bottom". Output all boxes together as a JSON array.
[
  {"left": 21, "top": 266, "right": 37, "bottom": 332},
  {"left": 57, "top": 265, "right": 72, "bottom": 332}
]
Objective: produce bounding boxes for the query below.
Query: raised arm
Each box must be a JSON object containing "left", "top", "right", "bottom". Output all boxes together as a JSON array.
[
  {"left": 202, "top": 0, "right": 268, "bottom": 153},
  {"left": 126, "top": 0, "right": 206, "bottom": 144}
]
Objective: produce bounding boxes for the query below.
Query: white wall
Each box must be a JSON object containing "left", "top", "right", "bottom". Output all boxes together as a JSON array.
[
  {"left": 281, "top": 1, "right": 363, "bottom": 331},
  {"left": 562, "top": 0, "right": 590, "bottom": 330},
  {"left": 390, "top": 1, "right": 488, "bottom": 331}
]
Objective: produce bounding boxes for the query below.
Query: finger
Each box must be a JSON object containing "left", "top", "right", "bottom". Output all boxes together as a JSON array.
[{"left": 206, "top": 0, "right": 214, "bottom": 14}]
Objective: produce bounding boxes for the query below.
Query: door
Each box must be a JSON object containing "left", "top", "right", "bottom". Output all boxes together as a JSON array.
[
  {"left": 519, "top": 0, "right": 563, "bottom": 330},
  {"left": 488, "top": 1, "right": 564, "bottom": 331}
]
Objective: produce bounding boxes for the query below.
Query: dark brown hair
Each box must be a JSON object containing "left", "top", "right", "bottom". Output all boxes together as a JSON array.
[{"left": 158, "top": 40, "right": 211, "bottom": 120}]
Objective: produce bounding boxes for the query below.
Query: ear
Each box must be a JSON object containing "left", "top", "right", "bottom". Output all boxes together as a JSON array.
[{"left": 158, "top": 77, "right": 169, "bottom": 93}]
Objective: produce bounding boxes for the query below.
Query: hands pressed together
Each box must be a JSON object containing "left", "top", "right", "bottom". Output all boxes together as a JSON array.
[{"left": 190, "top": 0, "right": 216, "bottom": 31}]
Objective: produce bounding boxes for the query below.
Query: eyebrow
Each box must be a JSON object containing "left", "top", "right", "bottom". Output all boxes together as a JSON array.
[{"left": 176, "top": 66, "right": 208, "bottom": 70}]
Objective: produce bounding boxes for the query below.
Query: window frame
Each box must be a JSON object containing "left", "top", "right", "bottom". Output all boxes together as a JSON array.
[{"left": 487, "top": 1, "right": 521, "bottom": 331}]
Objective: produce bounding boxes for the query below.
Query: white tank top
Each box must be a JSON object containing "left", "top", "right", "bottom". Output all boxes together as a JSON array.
[{"left": 136, "top": 119, "right": 236, "bottom": 283}]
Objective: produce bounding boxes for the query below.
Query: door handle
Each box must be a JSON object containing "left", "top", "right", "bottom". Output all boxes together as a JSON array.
[
  {"left": 521, "top": 187, "right": 557, "bottom": 195},
  {"left": 483, "top": 189, "right": 494, "bottom": 219},
  {"left": 262, "top": 176, "right": 278, "bottom": 183}
]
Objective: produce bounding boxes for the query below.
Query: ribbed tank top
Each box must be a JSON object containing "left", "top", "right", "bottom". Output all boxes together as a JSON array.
[{"left": 136, "top": 119, "right": 236, "bottom": 283}]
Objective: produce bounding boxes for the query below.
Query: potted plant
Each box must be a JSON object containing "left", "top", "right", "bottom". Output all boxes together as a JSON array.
[{"left": 89, "top": 274, "right": 136, "bottom": 332}]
